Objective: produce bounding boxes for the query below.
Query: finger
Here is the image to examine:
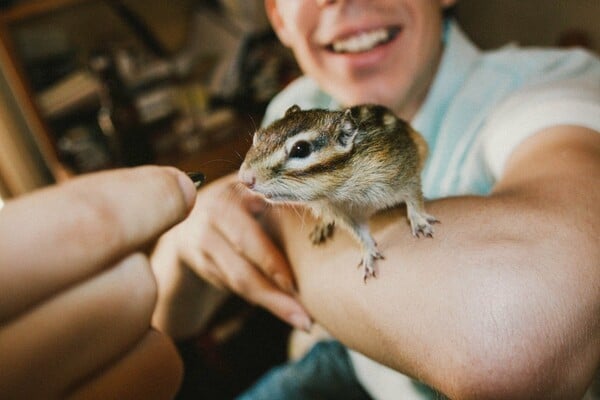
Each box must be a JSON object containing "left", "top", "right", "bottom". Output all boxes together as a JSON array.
[
  {"left": 0, "top": 166, "right": 196, "bottom": 321},
  {"left": 205, "top": 228, "right": 312, "bottom": 332},
  {"left": 182, "top": 248, "right": 228, "bottom": 291},
  {"left": 166, "top": 216, "right": 230, "bottom": 291},
  {"left": 66, "top": 330, "right": 182, "bottom": 400},
  {"left": 150, "top": 230, "right": 231, "bottom": 339},
  {"left": 150, "top": 231, "right": 225, "bottom": 290},
  {"left": 215, "top": 194, "right": 295, "bottom": 294},
  {"left": 0, "top": 253, "right": 157, "bottom": 398}
]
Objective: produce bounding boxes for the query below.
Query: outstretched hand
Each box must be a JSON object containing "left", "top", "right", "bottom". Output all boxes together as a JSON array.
[{"left": 0, "top": 166, "right": 196, "bottom": 399}]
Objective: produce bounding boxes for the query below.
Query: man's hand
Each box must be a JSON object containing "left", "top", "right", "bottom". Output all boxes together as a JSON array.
[
  {"left": 0, "top": 166, "right": 196, "bottom": 399},
  {"left": 152, "top": 173, "right": 311, "bottom": 339}
]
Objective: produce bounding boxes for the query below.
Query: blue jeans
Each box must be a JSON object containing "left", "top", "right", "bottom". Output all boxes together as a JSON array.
[{"left": 236, "top": 340, "right": 373, "bottom": 400}]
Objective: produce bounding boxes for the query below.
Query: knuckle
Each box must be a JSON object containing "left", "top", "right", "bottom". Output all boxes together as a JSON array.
[
  {"left": 105, "top": 253, "right": 158, "bottom": 326},
  {"left": 259, "top": 254, "right": 278, "bottom": 275},
  {"left": 227, "top": 273, "right": 252, "bottom": 295},
  {"left": 194, "top": 225, "right": 213, "bottom": 244},
  {"left": 67, "top": 191, "right": 126, "bottom": 252},
  {"left": 183, "top": 247, "right": 217, "bottom": 282},
  {"left": 194, "top": 252, "right": 213, "bottom": 275},
  {"left": 228, "top": 232, "right": 246, "bottom": 253},
  {"left": 202, "top": 270, "right": 227, "bottom": 292},
  {"left": 124, "top": 253, "right": 158, "bottom": 310}
]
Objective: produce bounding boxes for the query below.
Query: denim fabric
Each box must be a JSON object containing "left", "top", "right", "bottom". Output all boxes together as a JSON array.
[{"left": 236, "top": 340, "right": 373, "bottom": 400}]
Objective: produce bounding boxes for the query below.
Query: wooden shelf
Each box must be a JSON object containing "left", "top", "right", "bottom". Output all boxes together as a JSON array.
[
  {"left": 0, "top": 0, "right": 267, "bottom": 184},
  {"left": 0, "top": 15, "right": 65, "bottom": 182}
]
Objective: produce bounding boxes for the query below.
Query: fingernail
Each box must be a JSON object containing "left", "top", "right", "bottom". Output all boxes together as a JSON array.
[
  {"left": 289, "top": 313, "right": 312, "bottom": 332},
  {"left": 273, "top": 272, "right": 296, "bottom": 295}
]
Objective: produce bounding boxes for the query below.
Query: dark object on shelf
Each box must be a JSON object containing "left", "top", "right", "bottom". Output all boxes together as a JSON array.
[
  {"left": 24, "top": 52, "right": 77, "bottom": 92},
  {"left": 48, "top": 105, "right": 114, "bottom": 173},
  {"left": 56, "top": 123, "right": 113, "bottom": 173},
  {"left": 89, "top": 48, "right": 168, "bottom": 166}
]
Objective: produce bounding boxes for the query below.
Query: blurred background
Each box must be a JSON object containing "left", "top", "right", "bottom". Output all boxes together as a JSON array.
[
  {"left": 0, "top": 0, "right": 598, "bottom": 200},
  {"left": 0, "top": 0, "right": 598, "bottom": 397}
]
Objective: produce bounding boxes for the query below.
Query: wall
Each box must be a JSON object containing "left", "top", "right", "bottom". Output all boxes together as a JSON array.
[
  {"left": 1, "top": 1, "right": 598, "bottom": 196},
  {"left": 456, "top": 0, "right": 600, "bottom": 53}
]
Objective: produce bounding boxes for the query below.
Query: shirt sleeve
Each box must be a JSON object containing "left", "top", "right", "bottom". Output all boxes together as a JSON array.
[{"left": 482, "top": 77, "right": 600, "bottom": 179}]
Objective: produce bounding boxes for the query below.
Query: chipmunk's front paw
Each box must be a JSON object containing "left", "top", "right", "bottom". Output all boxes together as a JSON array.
[
  {"left": 310, "top": 222, "right": 335, "bottom": 245},
  {"left": 359, "top": 250, "right": 384, "bottom": 283},
  {"left": 409, "top": 213, "right": 439, "bottom": 238}
]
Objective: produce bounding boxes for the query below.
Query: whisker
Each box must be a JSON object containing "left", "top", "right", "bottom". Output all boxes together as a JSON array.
[
  {"left": 222, "top": 183, "right": 242, "bottom": 204},
  {"left": 231, "top": 182, "right": 252, "bottom": 202},
  {"left": 195, "top": 158, "right": 240, "bottom": 168},
  {"left": 290, "top": 203, "right": 305, "bottom": 225},
  {"left": 247, "top": 113, "right": 259, "bottom": 132},
  {"left": 194, "top": 158, "right": 244, "bottom": 179}
]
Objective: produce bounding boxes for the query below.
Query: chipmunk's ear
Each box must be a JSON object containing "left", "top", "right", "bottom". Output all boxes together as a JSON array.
[
  {"left": 336, "top": 109, "right": 359, "bottom": 149},
  {"left": 285, "top": 104, "right": 301, "bottom": 117}
]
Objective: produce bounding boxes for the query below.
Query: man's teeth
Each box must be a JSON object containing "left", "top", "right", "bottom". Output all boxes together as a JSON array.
[{"left": 331, "top": 28, "right": 391, "bottom": 53}]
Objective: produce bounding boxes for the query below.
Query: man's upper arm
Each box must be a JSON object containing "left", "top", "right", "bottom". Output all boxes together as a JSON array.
[
  {"left": 494, "top": 125, "right": 600, "bottom": 397},
  {"left": 494, "top": 124, "right": 600, "bottom": 195},
  {"left": 493, "top": 124, "right": 600, "bottom": 265},
  {"left": 480, "top": 76, "right": 600, "bottom": 181}
]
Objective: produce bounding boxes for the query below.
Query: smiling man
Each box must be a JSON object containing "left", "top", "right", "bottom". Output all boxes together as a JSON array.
[
  {"left": 152, "top": 1, "right": 600, "bottom": 398},
  {"left": 268, "top": 0, "right": 449, "bottom": 120}
]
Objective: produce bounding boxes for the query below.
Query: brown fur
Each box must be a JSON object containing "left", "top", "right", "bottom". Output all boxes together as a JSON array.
[{"left": 239, "top": 104, "right": 437, "bottom": 281}]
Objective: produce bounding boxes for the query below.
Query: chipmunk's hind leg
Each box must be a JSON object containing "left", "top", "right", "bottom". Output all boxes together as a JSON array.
[
  {"left": 310, "top": 221, "right": 335, "bottom": 245},
  {"left": 404, "top": 191, "right": 438, "bottom": 238}
]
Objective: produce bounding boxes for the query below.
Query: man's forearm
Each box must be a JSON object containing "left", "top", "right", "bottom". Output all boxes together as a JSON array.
[{"left": 268, "top": 142, "right": 600, "bottom": 399}]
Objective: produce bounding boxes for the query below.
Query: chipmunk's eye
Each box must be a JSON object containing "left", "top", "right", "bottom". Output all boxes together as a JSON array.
[{"left": 289, "top": 140, "right": 312, "bottom": 158}]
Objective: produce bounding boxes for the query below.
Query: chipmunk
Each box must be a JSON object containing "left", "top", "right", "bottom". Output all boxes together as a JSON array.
[{"left": 238, "top": 104, "right": 437, "bottom": 281}]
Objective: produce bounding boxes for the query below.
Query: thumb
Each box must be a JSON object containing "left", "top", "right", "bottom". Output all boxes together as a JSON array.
[{"left": 0, "top": 166, "right": 196, "bottom": 321}]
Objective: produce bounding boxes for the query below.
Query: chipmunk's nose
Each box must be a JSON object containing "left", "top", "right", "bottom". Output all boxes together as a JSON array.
[{"left": 238, "top": 165, "right": 256, "bottom": 189}]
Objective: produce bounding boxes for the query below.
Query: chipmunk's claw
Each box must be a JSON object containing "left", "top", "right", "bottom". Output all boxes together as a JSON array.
[
  {"left": 410, "top": 214, "right": 439, "bottom": 238},
  {"left": 359, "top": 250, "right": 384, "bottom": 283},
  {"left": 363, "top": 270, "right": 374, "bottom": 283}
]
